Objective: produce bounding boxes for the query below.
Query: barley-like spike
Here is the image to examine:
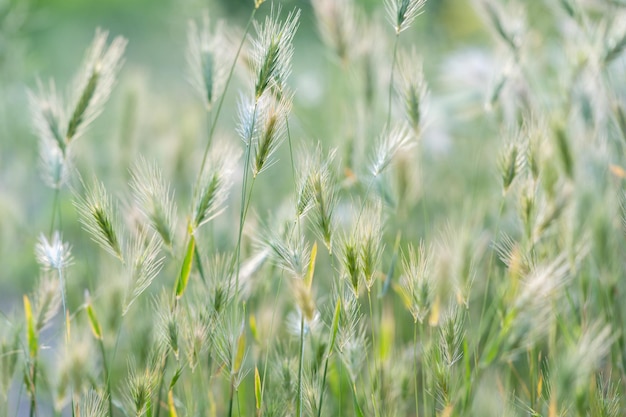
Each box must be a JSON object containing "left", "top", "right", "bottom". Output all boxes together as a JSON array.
[
  {"left": 75, "top": 180, "right": 125, "bottom": 261},
  {"left": 384, "top": 0, "right": 427, "bottom": 34}
]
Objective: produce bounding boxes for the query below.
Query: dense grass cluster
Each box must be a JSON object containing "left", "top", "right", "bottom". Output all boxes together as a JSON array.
[{"left": 3, "top": 0, "right": 626, "bottom": 416}]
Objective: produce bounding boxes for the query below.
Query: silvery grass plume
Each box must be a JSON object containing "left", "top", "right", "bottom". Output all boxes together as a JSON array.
[
  {"left": 295, "top": 145, "right": 338, "bottom": 252},
  {"left": 35, "top": 231, "right": 71, "bottom": 317},
  {"left": 122, "top": 231, "right": 164, "bottom": 315},
  {"left": 493, "top": 251, "right": 580, "bottom": 362},
  {"left": 396, "top": 48, "right": 429, "bottom": 135},
  {"left": 370, "top": 124, "right": 415, "bottom": 178},
  {"left": 385, "top": 0, "right": 427, "bottom": 34},
  {"left": 192, "top": 140, "right": 239, "bottom": 231},
  {"left": 262, "top": 221, "right": 310, "bottom": 279},
  {"left": 75, "top": 180, "right": 125, "bottom": 261},
  {"left": 250, "top": 5, "right": 300, "bottom": 98},
  {"left": 480, "top": 0, "right": 525, "bottom": 53},
  {"left": 77, "top": 390, "right": 108, "bottom": 417},
  {"left": 438, "top": 305, "right": 465, "bottom": 368},
  {"left": 29, "top": 81, "right": 71, "bottom": 189},
  {"left": 310, "top": 0, "right": 359, "bottom": 63},
  {"left": 555, "top": 322, "right": 616, "bottom": 405},
  {"left": 397, "top": 241, "right": 434, "bottom": 324},
  {"left": 186, "top": 13, "right": 229, "bottom": 110},
  {"left": 235, "top": 91, "right": 291, "bottom": 177},
  {"left": 35, "top": 231, "right": 73, "bottom": 272},
  {"left": 129, "top": 157, "right": 177, "bottom": 249}
]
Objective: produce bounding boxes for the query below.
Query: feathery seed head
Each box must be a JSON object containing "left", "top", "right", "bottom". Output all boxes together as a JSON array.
[
  {"left": 192, "top": 141, "right": 239, "bottom": 231},
  {"left": 75, "top": 180, "right": 124, "bottom": 261},
  {"left": 35, "top": 231, "right": 73, "bottom": 272},
  {"left": 263, "top": 222, "right": 310, "bottom": 279},
  {"left": 125, "top": 356, "right": 159, "bottom": 414},
  {"left": 396, "top": 48, "right": 428, "bottom": 134},
  {"left": 187, "top": 14, "right": 229, "bottom": 110},
  {"left": 358, "top": 205, "right": 384, "bottom": 291},
  {"left": 385, "top": 0, "right": 427, "bottom": 34},
  {"left": 130, "top": 157, "right": 177, "bottom": 248},
  {"left": 123, "top": 231, "right": 164, "bottom": 315},
  {"left": 498, "top": 137, "right": 524, "bottom": 194},
  {"left": 33, "top": 273, "right": 61, "bottom": 332},
  {"left": 398, "top": 241, "right": 434, "bottom": 323},
  {"left": 340, "top": 233, "right": 362, "bottom": 296},
  {"left": 371, "top": 124, "right": 415, "bottom": 177},
  {"left": 29, "top": 80, "right": 66, "bottom": 153},
  {"left": 253, "top": 92, "right": 292, "bottom": 177},
  {"left": 66, "top": 29, "right": 127, "bottom": 142},
  {"left": 78, "top": 390, "right": 108, "bottom": 417},
  {"left": 251, "top": 6, "right": 300, "bottom": 98},
  {"left": 310, "top": 0, "right": 359, "bottom": 63}
]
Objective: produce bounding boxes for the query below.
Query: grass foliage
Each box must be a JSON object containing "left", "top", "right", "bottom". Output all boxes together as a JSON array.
[{"left": 3, "top": 0, "right": 626, "bottom": 416}]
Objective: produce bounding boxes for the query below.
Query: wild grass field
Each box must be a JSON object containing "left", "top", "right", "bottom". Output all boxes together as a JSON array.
[{"left": 1, "top": 0, "right": 626, "bottom": 416}]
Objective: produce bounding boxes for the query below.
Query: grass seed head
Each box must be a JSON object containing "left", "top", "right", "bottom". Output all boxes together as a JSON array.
[{"left": 385, "top": 0, "right": 428, "bottom": 34}]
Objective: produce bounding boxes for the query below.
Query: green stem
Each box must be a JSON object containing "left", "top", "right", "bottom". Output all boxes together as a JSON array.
[
  {"left": 478, "top": 199, "right": 506, "bottom": 336},
  {"left": 49, "top": 187, "right": 60, "bottom": 236},
  {"left": 233, "top": 98, "right": 260, "bottom": 300},
  {"left": 386, "top": 34, "right": 400, "bottom": 129},
  {"left": 197, "top": 7, "right": 258, "bottom": 182},
  {"left": 227, "top": 376, "right": 235, "bottom": 417},
  {"left": 316, "top": 352, "right": 331, "bottom": 417},
  {"left": 296, "top": 315, "right": 305, "bottom": 417},
  {"left": 98, "top": 338, "right": 113, "bottom": 417},
  {"left": 413, "top": 321, "right": 420, "bottom": 417},
  {"left": 154, "top": 354, "right": 169, "bottom": 417}
]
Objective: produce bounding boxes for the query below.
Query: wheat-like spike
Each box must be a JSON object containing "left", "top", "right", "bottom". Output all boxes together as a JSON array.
[
  {"left": 398, "top": 241, "right": 434, "bottom": 324},
  {"left": 123, "top": 231, "right": 164, "bottom": 315},
  {"left": 186, "top": 13, "right": 230, "bottom": 110},
  {"left": 310, "top": 0, "right": 359, "bottom": 63},
  {"left": 78, "top": 390, "right": 108, "bottom": 417},
  {"left": 129, "top": 156, "right": 177, "bottom": 248},
  {"left": 251, "top": 5, "right": 301, "bottom": 98},
  {"left": 370, "top": 124, "right": 415, "bottom": 178},
  {"left": 396, "top": 48, "right": 429, "bottom": 135},
  {"left": 192, "top": 140, "right": 240, "bottom": 230},
  {"left": 29, "top": 81, "right": 72, "bottom": 189},
  {"left": 74, "top": 180, "right": 125, "bottom": 261},
  {"left": 66, "top": 29, "right": 127, "bottom": 142},
  {"left": 384, "top": 0, "right": 427, "bottom": 34},
  {"left": 32, "top": 273, "right": 61, "bottom": 332},
  {"left": 358, "top": 204, "right": 384, "bottom": 291},
  {"left": 262, "top": 221, "right": 310, "bottom": 279},
  {"left": 253, "top": 91, "right": 292, "bottom": 177}
]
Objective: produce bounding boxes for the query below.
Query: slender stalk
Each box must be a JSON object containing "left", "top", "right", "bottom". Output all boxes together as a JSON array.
[
  {"left": 49, "top": 187, "right": 60, "bottom": 236},
  {"left": 296, "top": 315, "right": 305, "bottom": 417},
  {"left": 197, "top": 8, "right": 258, "bottom": 181},
  {"left": 478, "top": 199, "right": 506, "bottom": 336},
  {"left": 419, "top": 323, "right": 428, "bottom": 415},
  {"left": 98, "top": 338, "right": 113, "bottom": 417},
  {"left": 386, "top": 34, "right": 400, "bottom": 129},
  {"left": 227, "top": 376, "right": 235, "bottom": 417},
  {"left": 233, "top": 99, "right": 260, "bottom": 299},
  {"left": 366, "top": 290, "right": 379, "bottom": 414},
  {"left": 413, "top": 321, "right": 420, "bottom": 417},
  {"left": 154, "top": 354, "right": 169, "bottom": 417},
  {"left": 316, "top": 351, "right": 331, "bottom": 417}
]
